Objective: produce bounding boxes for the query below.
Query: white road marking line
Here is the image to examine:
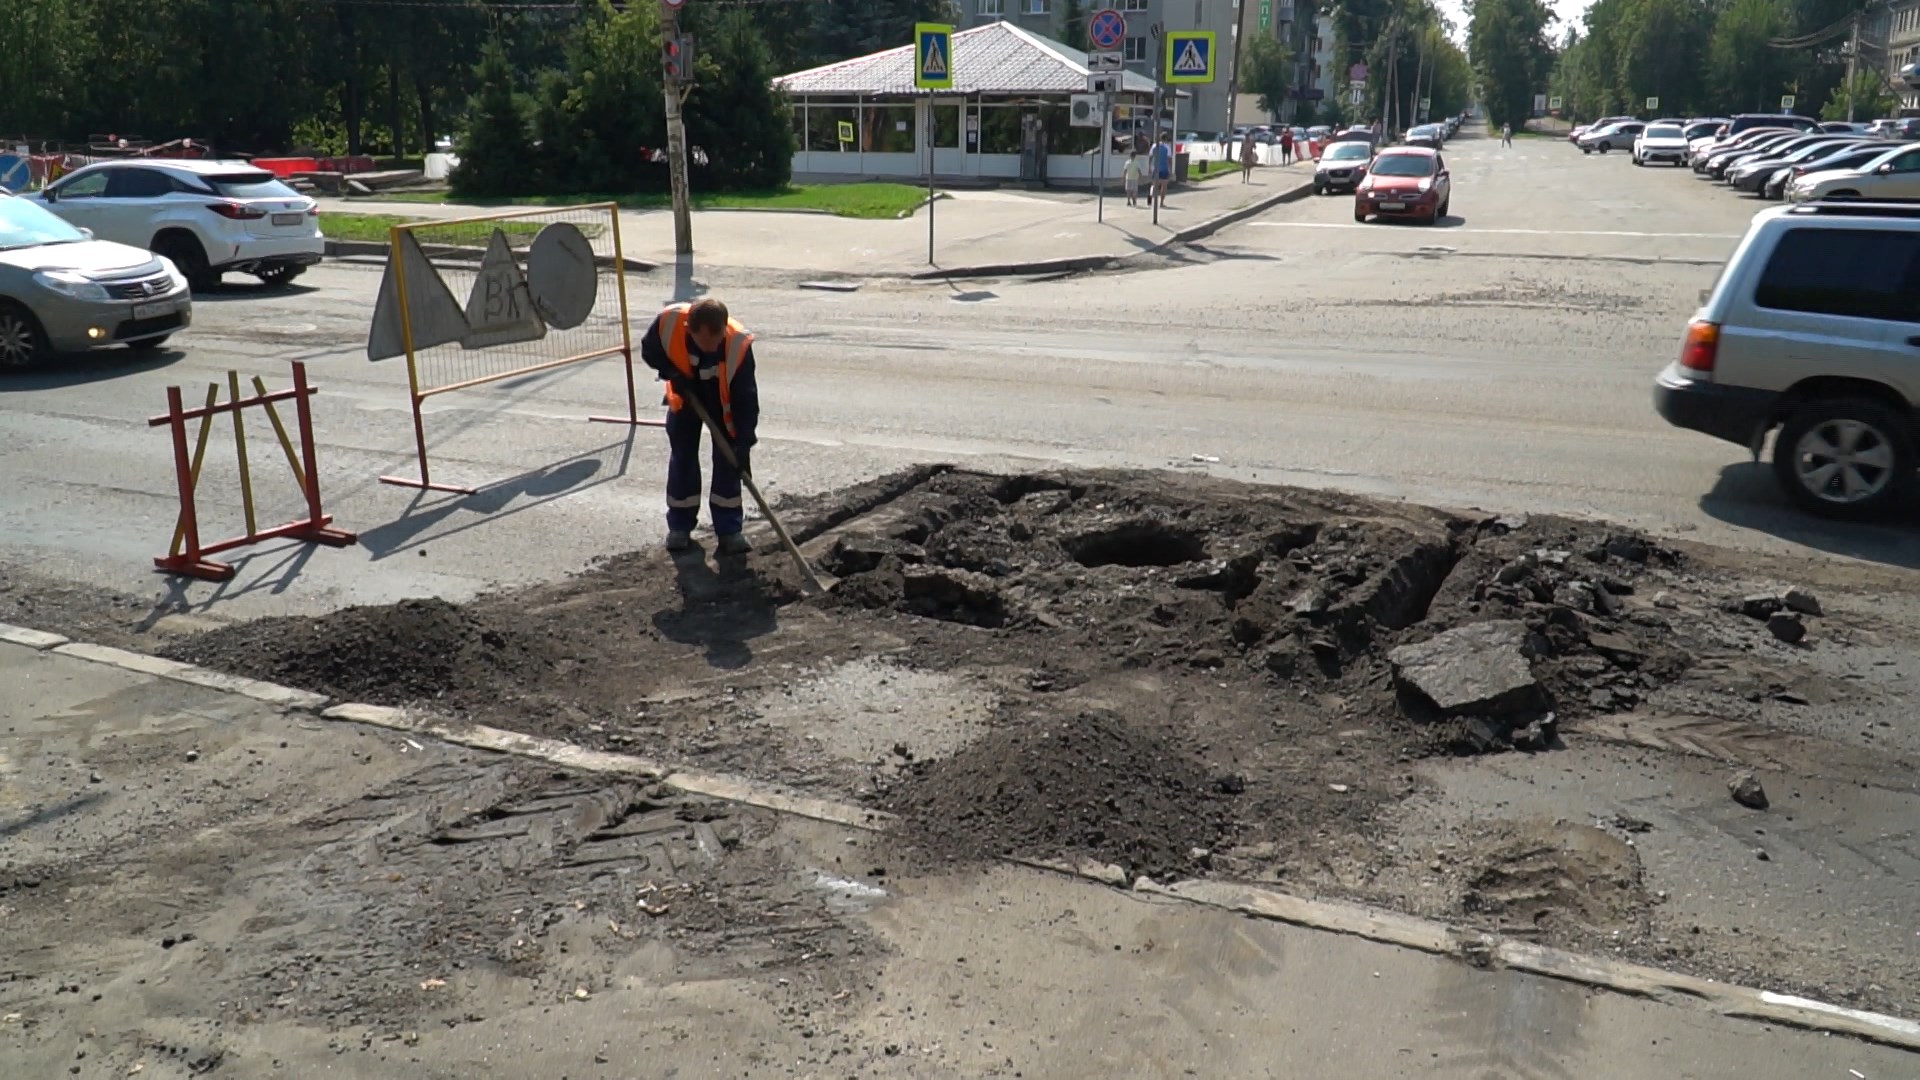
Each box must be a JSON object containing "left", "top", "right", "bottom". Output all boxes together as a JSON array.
[{"left": 1248, "top": 222, "right": 1741, "bottom": 239}]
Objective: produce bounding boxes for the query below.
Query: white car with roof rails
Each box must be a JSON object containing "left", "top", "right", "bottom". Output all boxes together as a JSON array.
[
  {"left": 1654, "top": 199, "right": 1920, "bottom": 517},
  {"left": 30, "top": 159, "right": 323, "bottom": 291}
]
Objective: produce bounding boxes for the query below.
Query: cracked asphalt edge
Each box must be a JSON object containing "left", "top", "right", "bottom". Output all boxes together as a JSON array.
[{"left": 9, "top": 616, "right": 1918, "bottom": 1054}]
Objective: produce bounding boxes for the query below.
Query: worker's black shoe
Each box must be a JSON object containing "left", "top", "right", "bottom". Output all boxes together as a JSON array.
[
  {"left": 716, "top": 533, "right": 751, "bottom": 556},
  {"left": 665, "top": 530, "right": 692, "bottom": 552}
]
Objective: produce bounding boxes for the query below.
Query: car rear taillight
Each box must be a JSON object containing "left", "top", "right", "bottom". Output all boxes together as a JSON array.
[
  {"left": 1680, "top": 320, "right": 1720, "bottom": 373},
  {"left": 207, "top": 202, "right": 266, "bottom": 220},
  {"left": 307, "top": 206, "right": 320, "bottom": 216}
]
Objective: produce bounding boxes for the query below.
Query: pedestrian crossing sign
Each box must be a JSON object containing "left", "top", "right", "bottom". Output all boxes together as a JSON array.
[
  {"left": 1165, "top": 31, "right": 1215, "bottom": 85},
  {"left": 914, "top": 23, "right": 953, "bottom": 89}
]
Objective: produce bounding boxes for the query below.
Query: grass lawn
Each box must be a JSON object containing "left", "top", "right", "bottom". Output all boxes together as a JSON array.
[
  {"left": 373, "top": 183, "right": 930, "bottom": 219},
  {"left": 1189, "top": 159, "right": 1245, "bottom": 181}
]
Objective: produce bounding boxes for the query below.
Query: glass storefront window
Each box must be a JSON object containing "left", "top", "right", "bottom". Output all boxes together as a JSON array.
[
  {"left": 863, "top": 105, "right": 917, "bottom": 152},
  {"left": 979, "top": 107, "right": 1024, "bottom": 154}
]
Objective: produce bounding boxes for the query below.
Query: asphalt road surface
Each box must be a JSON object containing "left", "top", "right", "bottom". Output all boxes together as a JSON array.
[{"left": 1, "top": 129, "right": 1914, "bottom": 624}]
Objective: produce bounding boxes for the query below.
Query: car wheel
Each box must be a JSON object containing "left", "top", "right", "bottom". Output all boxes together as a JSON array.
[
  {"left": 154, "top": 234, "right": 217, "bottom": 292},
  {"left": 1313, "top": 183, "right": 1324, "bottom": 195},
  {"left": 257, "top": 264, "right": 305, "bottom": 288},
  {"left": 1633, "top": 154, "right": 1643, "bottom": 166},
  {"left": 1581, "top": 147, "right": 1592, "bottom": 154},
  {"left": 1354, "top": 209, "right": 1367, "bottom": 223},
  {"left": 1598, "top": 142, "right": 1611, "bottom": 153},
  {"left": 128, "top": 335, "right": 172, "bottom": 353},
  {"left": 0, "top": 302, "right": 49, "bottom": 369},
  {"left": 1772, "top": 398, "right": 1914, "bottom": 519},
  {"left": 1437, "top": 199, "right": 1450, "bottom": 218}
]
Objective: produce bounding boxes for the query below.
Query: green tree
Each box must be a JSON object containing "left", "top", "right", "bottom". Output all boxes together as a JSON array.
[
  {"left": 451, "top": 39, "right": 536, "bottom": 197},
  {"left": 1241, "top": 35, "right": 1293, "bottom": 118},
  {"left": 1468, "top": 0, "right": 1553, "bottom": 129},
  {"left": 1707, "top": 0, "right": 1790, "bottom": 113},
  {"left": 1821, "top": 69, "right": 1895, "bottom": 121},
  {"left": 687, "top": 11, "right": 796, "bottom": 190},
  {"left": 1061, "top": 0, "right": 1088, "bottom": 50},
  {"left": 810, "top": 0, "right": 958, "bottom": 65}
]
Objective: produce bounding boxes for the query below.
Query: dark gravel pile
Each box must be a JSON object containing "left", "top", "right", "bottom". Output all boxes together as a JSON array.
[{"left": 880, "top": 710, "right": 1239, "bottom": 880}]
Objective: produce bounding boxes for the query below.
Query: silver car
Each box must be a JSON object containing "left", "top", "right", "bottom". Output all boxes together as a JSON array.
[{"left": 0, "top": 193, "right": 191, "bottom": 368}]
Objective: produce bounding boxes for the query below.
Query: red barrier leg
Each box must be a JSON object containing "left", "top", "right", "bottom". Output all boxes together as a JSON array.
[{"left": 153, "top": 384, "right": 234, "bottom": 581}]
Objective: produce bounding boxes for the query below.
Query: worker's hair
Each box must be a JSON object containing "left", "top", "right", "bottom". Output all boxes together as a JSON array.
[{"left": 687, "top": 298, "right": 730, "bottom": 334}]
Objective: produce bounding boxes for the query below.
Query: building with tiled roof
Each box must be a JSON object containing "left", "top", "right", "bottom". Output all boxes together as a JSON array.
[{"left": 775, "top": 22, "right": 1185, "bottom": 184}]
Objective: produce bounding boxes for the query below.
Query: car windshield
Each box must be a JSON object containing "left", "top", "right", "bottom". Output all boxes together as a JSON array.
[
  {"left": 0, "top": 195, "right": 87, "bottom": 251},
  {"left": 1326, "top": 143, "right": 1370, "bottom": 160},
  {"left": 1370, "top": 154, "right": 1435, "bottom": 177},
  {"left": 205, "top": 173, "right": 300, "bottom": 199},
  {"left": 1646, "top": 125, "right": 1683, "bottom": 138}
]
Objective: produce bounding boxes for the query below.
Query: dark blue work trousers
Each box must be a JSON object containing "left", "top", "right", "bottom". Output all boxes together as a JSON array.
[{"left": 664, "top": 405, "right": 743, "bottom": 535}]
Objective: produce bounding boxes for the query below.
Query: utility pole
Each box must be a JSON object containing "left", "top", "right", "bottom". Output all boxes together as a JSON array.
[
  {"left": 1845, "top": 11, "right": 1861, "bottom": 123},
  {"left": 661, "top": 0, "right": 693, "bottom": 255}
]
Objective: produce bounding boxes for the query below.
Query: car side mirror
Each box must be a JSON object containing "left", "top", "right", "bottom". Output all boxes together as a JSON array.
[
  {"left": 78, "top": 228, "right": 93, "bottom": 240},
  {"left": 1879, "top": 163, "right": 1894, "bottom": 174},
  {"left": 42, "top": 189, "right": 56, "bottom": 202}
]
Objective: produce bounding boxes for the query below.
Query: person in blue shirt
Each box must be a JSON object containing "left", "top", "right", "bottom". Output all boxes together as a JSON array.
[{"left": 1150, "top": 134, "right": 1173, "bottom": 207}]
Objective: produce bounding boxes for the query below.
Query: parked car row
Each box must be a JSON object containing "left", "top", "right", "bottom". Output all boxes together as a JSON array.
[
  {"left": 1681, "top": 116, "right": 1920, "bottom": 202},
  {"left": 0, "top": 158, "right": 326, "bottom": 368}
]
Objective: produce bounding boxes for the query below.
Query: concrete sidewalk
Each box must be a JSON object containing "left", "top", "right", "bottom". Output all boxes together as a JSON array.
[
  {"left": 325, "top": 164, "right": 1312, "bottom": 278},
  {"left": 3, "top": 633, "right": 1918, "bottom": 1078}
]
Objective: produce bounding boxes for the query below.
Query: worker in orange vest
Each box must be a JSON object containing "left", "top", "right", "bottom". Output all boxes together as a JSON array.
[{"left": 639, "top": 298, "right": 759, "bottom": 554}]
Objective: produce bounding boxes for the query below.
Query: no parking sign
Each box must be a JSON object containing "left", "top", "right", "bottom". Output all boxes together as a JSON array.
[{"left": 1088, "top": 9, "right": 1126, "bottom": 51}]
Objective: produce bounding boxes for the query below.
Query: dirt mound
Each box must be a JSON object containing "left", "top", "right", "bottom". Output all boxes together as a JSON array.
[
  {"left": 161, "top": 597, "right": 560, "bottom": 706},
  {"left": 880, "top": 710, "right": 1238, "bottom": 880}
]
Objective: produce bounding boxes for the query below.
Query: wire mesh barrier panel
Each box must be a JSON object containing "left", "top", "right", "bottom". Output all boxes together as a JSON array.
[
  {"left": 149, "top": 362, "right": 356, "bottom": 582},
  {"left": 365, "top": 203, "right": 647, "bottom": 495}
]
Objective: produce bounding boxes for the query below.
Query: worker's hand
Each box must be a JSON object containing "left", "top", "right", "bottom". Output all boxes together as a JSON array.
[{"left": 733, "top": 442, "right": 752, "bottom": 478}]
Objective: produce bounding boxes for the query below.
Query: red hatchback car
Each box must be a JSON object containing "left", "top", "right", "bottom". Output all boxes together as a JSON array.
[{"left": 1354, "top": 147, "right": 1451, "bottom": 224}]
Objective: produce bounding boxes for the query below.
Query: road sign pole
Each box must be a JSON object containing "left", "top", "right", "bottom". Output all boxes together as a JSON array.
[
  {"left": 927, "top": 91, "right": 936, "bottom": 265},
  {"left": 1098, "top": 96, "right": 1108, "bottom": 223}
]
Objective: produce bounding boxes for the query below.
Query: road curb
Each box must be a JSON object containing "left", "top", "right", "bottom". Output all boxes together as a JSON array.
[
  {"left": 908, "top": 179, "right": 1314, "bottom": 281},
  {"left": 16, "top": 625, "right": 1920, "bottom": 1053},
  {"left": 0, "top": 621, "right": 68, "bottom": 650}
]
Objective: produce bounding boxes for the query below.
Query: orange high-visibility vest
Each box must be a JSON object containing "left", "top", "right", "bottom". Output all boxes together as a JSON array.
[{"left": 656, "top": 303, "right": 752, "bottom": 438}]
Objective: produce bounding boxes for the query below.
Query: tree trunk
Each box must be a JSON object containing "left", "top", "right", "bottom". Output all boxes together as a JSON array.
[
  {"left": 415, "top": 69, "right": 436, "bottom": 154},
  {"left": 388, "top": 62, "right": 405, "bottom": 158}
]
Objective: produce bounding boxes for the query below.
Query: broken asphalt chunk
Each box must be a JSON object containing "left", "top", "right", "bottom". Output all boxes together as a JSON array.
[{"left": 1388, "top": 620, "right": 1546, "bottom": 718}]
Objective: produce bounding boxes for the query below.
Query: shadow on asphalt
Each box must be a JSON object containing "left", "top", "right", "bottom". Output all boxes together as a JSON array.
[
  {"left": 188, "top": 281, "right": 321, "bottom": 303},
  {"left": 1698, "top": 461, "right": 1920, "bottom": 570},
  {"left": 0, "top": 345, "right": 186, "bottom": 391},
  {"left": 355, "top": 435, "right": 634, "bottom": 561}
]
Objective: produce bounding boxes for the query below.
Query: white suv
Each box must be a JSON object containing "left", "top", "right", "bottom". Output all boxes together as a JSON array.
[
  {"left": 1654, "top": 200, "right": 1920, "bottom": 518},
  {"left": 31, "top": 160, "right": 323, "bottom": 291}
]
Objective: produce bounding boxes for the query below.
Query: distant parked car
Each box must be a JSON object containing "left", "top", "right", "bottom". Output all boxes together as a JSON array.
[
  {"left": 1764, "top": 143, "right": 1892, "bottom": 200},
  {"left": 1570, "top": 116, "right": 1634, "bottom": 144},
  {"left": 30, "top": 158, "right": 322, "bottom": 291},
  {"left": 1726, "top": 138, "right": 1865, "bottom": 192},
  {"left": 1579, "top": 121, "right": 1645, "bottom": 153},
  {"left": 0, "top": 192, "right": 191, "bottom": 368},
  {"left": 1633, "top": 123, "right": 1691, "bottom": 166},
  {"left": 1819, "top": 121, "right": 1873, "bottom": 135},
  {"left": 1404, "top": 124, "right": 1444, "bottom": 149},
  {"left": 1787, "top": 141, "right": 1920, "bottom": 202}
]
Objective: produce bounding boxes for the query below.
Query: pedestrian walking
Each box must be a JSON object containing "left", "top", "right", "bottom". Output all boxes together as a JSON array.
[
  {"left": 1122, "top": 150, "right": 1142, "bottom": 207},
  {"left": 1501, "top": 122, "right": 1513, "bottom": 148},
  {"left": 1279, "top": 126, "right": 1294, "bottom": 165},
  {"left": 1239, "top": 132, "right": 1258, "bottom": 182},
  {"left": 1150, "top": 133, "right": 1173, "bottom": 207},
  {"left": 640, "top": 298, "right": 760, "bottom": 555}
]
